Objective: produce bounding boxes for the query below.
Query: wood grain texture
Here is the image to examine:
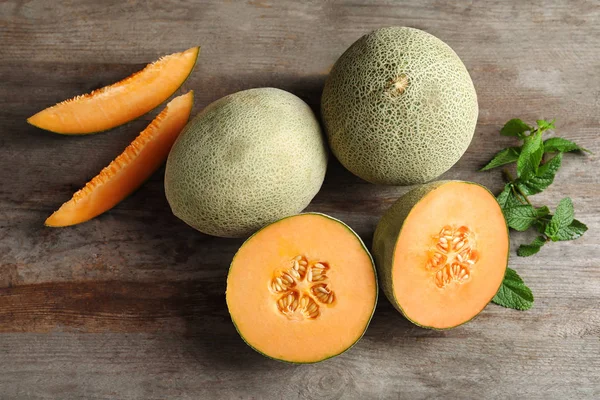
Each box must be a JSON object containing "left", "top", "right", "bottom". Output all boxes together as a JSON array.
[{"left": 1, "top": 0, "right": 599, "bottom": 398}]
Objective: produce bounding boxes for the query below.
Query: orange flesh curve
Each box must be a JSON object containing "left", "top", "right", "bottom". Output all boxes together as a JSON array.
[
  {"left": 392, "top": 182, "right": 508, "bottom": 329},
  {"left": 45, "top": 92, "right": 194, "bottom": 227},
  {"left": 28, "top": 47, "right": 199, "bottom": 134},
  {"left": 226, "top": 214, "right": 377, "bottom": 363}
]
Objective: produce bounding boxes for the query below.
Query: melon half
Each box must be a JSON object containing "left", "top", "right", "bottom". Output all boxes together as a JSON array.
[
  {"left": 373, "top": 181, "right": 508, "bottom": 329},
  {"left": 226, "top": 213, "right": 378, "bottom": 363},
  {"left": 322, "top": 27, "right": 478, "bottom": 185}
]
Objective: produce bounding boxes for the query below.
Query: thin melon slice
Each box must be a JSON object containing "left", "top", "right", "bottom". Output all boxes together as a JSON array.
[
  {"left": 28, "top": 47, "right": 199, "bottom": 134},
  {"left": 373, "top": 181, "right": 508, "bottom": 329},
  {"left": 45, "top": 91, "right": 194, "bottom": 227},
  {"left": 226, "top": 213, "right": 378, "bottom": 363}
]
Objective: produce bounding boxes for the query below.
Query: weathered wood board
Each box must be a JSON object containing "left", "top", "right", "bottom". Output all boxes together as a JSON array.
[{"left": 0, "top": 0, "right": 598, "bottom": 398}]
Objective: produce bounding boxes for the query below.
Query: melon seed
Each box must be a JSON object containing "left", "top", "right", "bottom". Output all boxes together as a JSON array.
[
  {"left": 428, "top": 225, "right": 480, "bottom": 289},
  {"left": 271, "top": 256, "right": 336, "bottom": 320},
  {"left": 311, "top": 284, "right": 335, "bottom": 304}
]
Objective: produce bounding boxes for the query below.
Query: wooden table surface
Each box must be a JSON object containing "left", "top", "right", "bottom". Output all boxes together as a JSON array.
[{"left": 1, "top": 0, "right": 599, "bottom": 398}]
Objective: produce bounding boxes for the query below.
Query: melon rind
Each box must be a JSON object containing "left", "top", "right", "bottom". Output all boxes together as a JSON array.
[
  {"left": 227, "top": 212, "right": 378, "bottom": 364},
  {"left": 372, "top": 180, "right": 509, "bottom": 329},
  {"left": 164, "top": 88, "right": 328, "bottom": 238},
  {"left": 322, "top": 27, "right": 478, "bottom": 185}
]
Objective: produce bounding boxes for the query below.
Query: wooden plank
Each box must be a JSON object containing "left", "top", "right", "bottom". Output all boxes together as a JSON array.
[
  {"left": 0, "top": 332, "right": 598, "bottom": 399},
  {"left": 0, "top": 278, "right": 599, "bottom": 338},
  {"left": 0, "top": 0, "right": 599, "bottom": 398}
]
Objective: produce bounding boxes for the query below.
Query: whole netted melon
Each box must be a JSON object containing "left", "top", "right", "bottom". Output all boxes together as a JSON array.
[
  {"left": 165, "top": 88, "right": 327, "bottom": 238},
  {"left": 321, "top": 27, "right": 478, "bottom": 185}
]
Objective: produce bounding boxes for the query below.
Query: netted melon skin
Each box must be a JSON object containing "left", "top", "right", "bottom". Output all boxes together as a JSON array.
[
  {"left": 322, "top": 27, "right": 478, "bottom": 185},
  {"left": 372, "top": 181, "right": 447, "bottom": 315},
  {"left": 165, "top": 88, "right": 328, "bottom": 238},
  {"left": 373, "top": 180, "right": 508, "bottom": 330}
]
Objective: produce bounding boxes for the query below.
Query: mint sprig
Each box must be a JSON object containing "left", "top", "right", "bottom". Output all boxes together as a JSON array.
[
  {"left": 480, "top": 147, "right": 520, "bottom": 171},
  {"left": 504, "top": 204, "right": 549, "bottom": 232},
  {"left": 492, "top": 268, "right": 534, "bottom": 310},
  {"left": 481, "top": 118, "right": 589, "bottom": 311},
  {"left": 516, "top": 152, "right": 562, "bottom": 196},
  {"left": 517, "top": 236, "right": 547, "bottom": 257},
  {"left": 551, "top": 219, "right": 588, "bottom": 241},
  {"left": 544, "top": 137, "right": 590, "bottom": 153},
  {"left": 517, "top": 130, "right": 544, "bottom": 179},
  {"left": 545, "top": 197, "right": 574, "bottom": 238},
  {"left": 500, "top": 118, "right": 532, "bottom": 138}
]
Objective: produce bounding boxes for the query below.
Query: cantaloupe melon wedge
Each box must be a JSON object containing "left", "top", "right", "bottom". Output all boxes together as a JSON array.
[
  {"left": 227, "top": 213, "right": 378, "bottom": 363},
  {"left": 45, "top": 91, "right": 194, "bottom": 227},
  {"left": 373, "top": 181, "right": 508, "bottom": 329},
  {"left": 28, "top": 47, "right": 199, "bottom": 134}
]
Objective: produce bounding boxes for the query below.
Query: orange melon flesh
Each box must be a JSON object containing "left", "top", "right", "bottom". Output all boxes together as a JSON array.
[
  {"left": 226, "top": 213, "right": 378, "bottom": 363},
  {"left": 28, "top": 47, "right": 199, "bottom": 134},
  {"left": 380, "top": 181, "right": 508, "bottom": 329},
  {"left": 45, "top": 91, "right": 194, "bottom": 227}
]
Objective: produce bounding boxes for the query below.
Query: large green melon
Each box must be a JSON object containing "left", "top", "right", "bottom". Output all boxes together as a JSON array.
[
  {"left": 165, "top": 88, "right": 327, "bottom": 238},
  {"left": 321, "top": 27, "right": 478, "bottom": 185}
]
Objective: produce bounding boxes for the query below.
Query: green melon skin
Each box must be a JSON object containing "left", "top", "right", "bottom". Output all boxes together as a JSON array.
[
  {"left": 321, "top": 27, "right": 478, "bottom": 186},
  {"left": 372, "top": 180, "right": 508, "bottom": 330},
  {"left": 165, "top": 88, "right": 328, "bottom": 238}
]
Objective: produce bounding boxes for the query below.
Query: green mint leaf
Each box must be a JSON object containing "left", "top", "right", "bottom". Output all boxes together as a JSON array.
[
  {"left": 504, "top": 204, "right": 551, "bottom": 232},
  {"left": 533, "top": 219, "right": 548, "bottom": 234},
  {"left": 545, "top": 197, "right": 574, "bottom": 239},
  {"left": 543, "top": 137, "right": 590, "bottom": 154},
  {"left": 517, "top": 131, "right": 543, "bottom": 180},
  {"left": 536, "top": 119, "right": 555, "bottom": 132},
  {"left": 551, "top": 218, "right": 588, "bottom": 242},
  {"left": 530, "top": 206, "right": 551, "bottom": 234},
  {"left": 504, "top": 205, "right": 539, "bottom": 231},
  {"left": 500, "top": 119, "right": 532, "bottom": 138},
  {"left": 480, "top": 147, "right": 521, "bottom": 171},
  {"left": 516, "top": 152, "right": 563, "bottom": 196},
  {"left": 496, "top": 184, "right": 526, "bottom": 212},
  {"left": 495, "top": 184, "right": 512, "bottom": 210},
  {"left": 492, "top": 267, "right": 534, "bottom": 310},
  {"left": 517, "top": 236, "right": 547, "bottom": 257},
  {"left": 536, "top": 205, "right": 550, "bottom": 218}
]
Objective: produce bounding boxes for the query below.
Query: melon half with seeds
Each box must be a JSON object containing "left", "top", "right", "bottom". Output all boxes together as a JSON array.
[
  {"left": 226, "top": 213, "right": 378, "bottom": 363},
  {"left": 28, "top": 47, "right": 199, "bottom": 134},
  {"left": 373, "top": 181, "right": 508, "bottom": 329}
]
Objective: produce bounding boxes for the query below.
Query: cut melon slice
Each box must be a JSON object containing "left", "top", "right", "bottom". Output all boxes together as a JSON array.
[
  {"left": 226, "top": 213, "right": 378, "bottom": 363},
  {"left": 28, "top": 47, "right": 199, "bottom": 134},
  {"left": 45, "top": 91, "right": 194, "bottom": 227},
  {"left": 373, "top": 181, "right": 509, "bottom": 329}
]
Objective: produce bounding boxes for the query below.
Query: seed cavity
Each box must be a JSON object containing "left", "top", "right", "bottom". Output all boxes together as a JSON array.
[
  {"left": 310, "top": 283, "right": 335, "bottom": 304},
  {"left": 428, "top": 225, "right": 480, "bottom": 288},
  {"left": 270, "top": 256, "right": 335, "bottom": 320}
]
